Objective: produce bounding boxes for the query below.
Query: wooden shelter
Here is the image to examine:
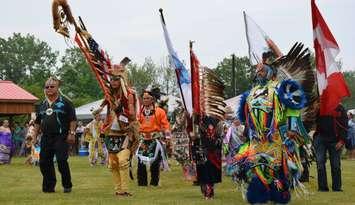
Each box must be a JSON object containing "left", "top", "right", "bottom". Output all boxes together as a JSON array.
[{"left": 0, "top": 80, "right": 39, "bottom": 116}]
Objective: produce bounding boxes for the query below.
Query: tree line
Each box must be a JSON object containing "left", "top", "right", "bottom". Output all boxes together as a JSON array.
[{"left": 1, "top": 33, "right": 354, "bottom": 109}]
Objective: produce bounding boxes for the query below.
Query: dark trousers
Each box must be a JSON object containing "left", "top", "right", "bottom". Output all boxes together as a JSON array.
[
  {"left": 73, "top": 133, "right": 82, "bottom": 155},
  {"left": 314, "top": 136, "right": 342, "bottom": 191},
  {"left": 299, "top": 147, "right": 309, "bottom": 182},
  {"left": 39, "top": 135, "right": 72, "bottom": 192},
  {"left": 137, "top": 152, "right": 162, "bottom": 186},
  {"left": 200, "top": 183, "right": 214, "bottom": 198},
  {"left": 68, "top": 133, "right": 81, "bottom": 156}
]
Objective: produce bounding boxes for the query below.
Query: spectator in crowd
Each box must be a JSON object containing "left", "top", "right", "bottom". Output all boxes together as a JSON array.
[
  {"left": 24, "top": 120, "right": 39, "bottom": 165},
  {"left": 74, "top": 121, "right": 85, "bottom": 155},
  {"left": 347, "top": 112, "right": 355, "bottom": 160},
  {"left": 19, "top": 122, "right": 30, "bottom": 156},
  {"left": 314, "top": 104, "right": 348, "bottom": 192},
  {"left": 12, "top": 123, "right": 25, "bottom": 156},
  {"left": 0, "top": 120, "right": 14, "bottom": 164}
]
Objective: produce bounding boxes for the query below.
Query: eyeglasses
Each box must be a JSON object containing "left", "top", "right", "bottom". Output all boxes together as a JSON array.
[{"left": 44, "top": 85, "right": 56, "bottom": 89}]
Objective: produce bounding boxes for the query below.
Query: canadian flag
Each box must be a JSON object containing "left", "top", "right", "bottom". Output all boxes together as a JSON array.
[{"left": 311, "top": 0, "right": 350, "bottom": 116}]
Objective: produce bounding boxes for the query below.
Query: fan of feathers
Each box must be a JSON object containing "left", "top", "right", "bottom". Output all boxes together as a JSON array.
[
  {"left": 200, "top": 66, "right": 226, "bottom": 121},
  {"left": 271, "top": 42, "right": 319, "bottom": 131}
]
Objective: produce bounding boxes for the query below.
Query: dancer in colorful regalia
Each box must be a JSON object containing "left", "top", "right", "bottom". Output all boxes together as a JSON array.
[
  {"left": 51, "top": 0, "right": 139, "bottom": 196},
  {"left": 190, "top": 67, "right": 226, "bottom": 200},
  {"left": 136, "top": 86, "right": 170, "bottom": 187},
  {"left": 84, "top": 109, "right": 107, "bottom": 166},
  {"left": 223, "top": 117, "right": 245, "bottom": 176},
  {"left": 181, "top": 42, "right": 226, "bottom": 200},
  {"left": 171, "top": 101, "right": 188, "bottom": 165},
  {"left": 232, "top": 43, "right": 316, "bottom": 204},
  {"left": 171, "top": 101, "right": 197, "bottom": 181},
  {"left": 98, "top": 63, "right": 139, "bottom": 196}
]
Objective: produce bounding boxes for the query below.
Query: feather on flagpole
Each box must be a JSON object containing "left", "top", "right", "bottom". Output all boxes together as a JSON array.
[{"left": 51, "top": 0, "right": 132, "bottom": 109}]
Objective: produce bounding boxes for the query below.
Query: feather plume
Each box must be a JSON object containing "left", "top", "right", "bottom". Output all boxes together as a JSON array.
[
  {"left": 271, "top": 42, "right": 318, "bottom": 130},
  {"left": 52, "top": 0, "right": 76, "bottom": 37}
]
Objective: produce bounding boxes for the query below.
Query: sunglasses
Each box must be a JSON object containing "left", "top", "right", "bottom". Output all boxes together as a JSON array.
[
  {"left": 44, "top": 85, "right": 56, "bottom": 89},
  {"left": 111, "top": 77, "right": 121, "bottom": 81}
]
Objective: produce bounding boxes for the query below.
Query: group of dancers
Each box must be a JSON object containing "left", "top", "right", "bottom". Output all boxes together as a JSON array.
[
  {"left": 46, "top": 0, "right": 317, "bottom": 203},
  {"left": 169, "top": 44, "right": 315, "bottom": 203}
]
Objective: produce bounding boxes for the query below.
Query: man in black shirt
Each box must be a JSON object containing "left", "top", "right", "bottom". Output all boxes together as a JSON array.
[
  {"left": 34, "top": 77, "right": 76, "bottom": 193},
  {"left": 314, "top": 104, "right": 348, "bottom": 192}
]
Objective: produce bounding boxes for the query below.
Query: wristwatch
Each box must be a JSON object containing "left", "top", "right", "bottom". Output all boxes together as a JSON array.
[{"left": 70, "top": 130, "right": 75, "bottom": 135}]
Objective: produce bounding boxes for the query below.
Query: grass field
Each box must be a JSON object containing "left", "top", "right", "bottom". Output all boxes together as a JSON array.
[{"left": 0, "top": 157, "right": 354, "bottom": 205}]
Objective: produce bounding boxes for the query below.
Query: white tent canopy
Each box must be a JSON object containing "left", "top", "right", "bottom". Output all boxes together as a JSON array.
[{"left": 75, "top": 99, "right": 106, "bottom": 121}]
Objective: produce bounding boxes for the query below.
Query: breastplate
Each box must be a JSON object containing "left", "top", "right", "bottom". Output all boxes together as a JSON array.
[{"left": 248, "top": 85, "right": 273, "bottom": 114}]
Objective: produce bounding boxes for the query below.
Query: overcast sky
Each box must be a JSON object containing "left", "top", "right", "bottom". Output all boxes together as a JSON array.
[{"left": 1, "top": 0, "right": 354, "bottom": 71}]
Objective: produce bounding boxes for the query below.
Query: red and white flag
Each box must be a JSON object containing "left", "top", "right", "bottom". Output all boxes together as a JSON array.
[{"left": 311, "top": 0, "right": 350, "bottom": 116}]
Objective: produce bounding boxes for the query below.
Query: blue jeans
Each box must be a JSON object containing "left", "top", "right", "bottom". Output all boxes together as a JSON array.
[{"left": 313, "top": 136, "right": 342, "bottom": 191}]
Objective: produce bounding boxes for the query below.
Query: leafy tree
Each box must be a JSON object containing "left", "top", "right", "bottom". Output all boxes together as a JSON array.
[
  {"left": 214, "top": 55, "right": 252, "bottom": 99},
  {"left": 127, "top": 57, "right": 158, "bottom": 96},
  {"left": 156, "top": 56, "right": 179, "bottom": 96},
  {"left": 0, "top": 33, "right": 58, "bottom": 99},
  {"left": 343, "top": 71, "right": 355, "bottom": 110},
  {"left": 56, "top": 48, "right": 102, "bottom": 106},
  {"left": 57, "top": 53, "right": 177, "bottom": 107}
]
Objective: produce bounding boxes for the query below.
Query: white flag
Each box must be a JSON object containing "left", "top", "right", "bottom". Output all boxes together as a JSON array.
[{"left": 244, "top": 11, "right": 281, "bottom": 65}]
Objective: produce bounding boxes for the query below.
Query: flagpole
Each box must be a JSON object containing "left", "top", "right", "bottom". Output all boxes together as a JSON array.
[
  {"left": 243, "top": 11, "right": 255, "bottom": 65},
  {"left": 232, "top": 54, "right": 236, "bottom": 96},
  {"left": 189, "top": 40, "right": 195, "bottom": 113},
  {"left": 159, "top": 8, "right": 189, "bottom": 113},
  {"left": 189, "top": 41, "right": 197, "bottom": 130},
  {"left": 189, "top": 40, "right": 200, "bottom": 167},
  {"left": 189, "top": 40, "right": 197, "bottom": 152},
  {"left": 159, "top": 8, "right": 165, "bottom": 25}
]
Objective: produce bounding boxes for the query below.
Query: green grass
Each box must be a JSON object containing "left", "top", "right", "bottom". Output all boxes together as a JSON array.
[{"left": 0, "top": 157, "right": 354, "bottom": 205}]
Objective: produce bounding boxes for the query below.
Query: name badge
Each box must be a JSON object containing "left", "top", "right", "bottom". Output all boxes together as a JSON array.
[{"left": 118, "top": 115, "right": 129, "bottom": 123}]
